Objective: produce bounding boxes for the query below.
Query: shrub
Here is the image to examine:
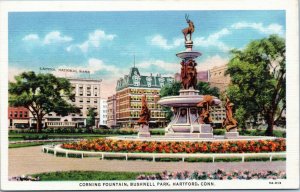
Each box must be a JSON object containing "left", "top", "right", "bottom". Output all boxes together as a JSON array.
[{"left": 213, "top": 129, "right": 225, "bottom": 135}]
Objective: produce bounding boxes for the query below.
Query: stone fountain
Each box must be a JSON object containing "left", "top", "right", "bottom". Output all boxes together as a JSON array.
[{"left": 158, "top": 17, "right": 221, "bottom": 138}]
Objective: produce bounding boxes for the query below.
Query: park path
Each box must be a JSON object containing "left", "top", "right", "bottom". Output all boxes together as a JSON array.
[{"left": 9, "top": 146, "right": 285, "bottom": 177}]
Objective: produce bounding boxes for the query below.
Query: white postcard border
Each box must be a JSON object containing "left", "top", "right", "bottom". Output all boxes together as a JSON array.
[{"left": 0, "top": 0, "right": 299, "bottom": 190}]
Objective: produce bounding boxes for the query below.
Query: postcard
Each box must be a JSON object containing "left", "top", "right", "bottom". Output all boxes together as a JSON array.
[{"left": 0, "top": 0, "right": 299, "bottom": 190}]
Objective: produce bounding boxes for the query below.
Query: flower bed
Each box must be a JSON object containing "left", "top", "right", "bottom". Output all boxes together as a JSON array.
[
  {"left": 61, "top": 138, "right": 285, "bottom": 153},
  {"left": 136, "top": 169, "right": 286, "bottom": 180}
]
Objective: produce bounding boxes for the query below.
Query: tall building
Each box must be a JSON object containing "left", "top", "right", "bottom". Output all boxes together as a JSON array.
[
  {"left": 107, "top": 94, "right": 117, "bottom": 128},
  {"left": 208, "top": 65, "right": 231, "bottom": 126},
  {"left": 8, "top": 107, "right": 30, "bottom": 129},
  {"left": 208, "top": 65, "right": 230, "bottom": 92},
  {"left": 30, "top": 78, "right": 102, "bottom": 128},
  {"left": 115, "top": 67, "right": 174, "bottom": 128},
  {"left": 99, "top": 99, "right": 108, "bottom": 126}
]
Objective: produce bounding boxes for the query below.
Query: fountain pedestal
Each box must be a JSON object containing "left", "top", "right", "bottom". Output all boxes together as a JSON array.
[
  {"left": 138, "top": 124, "right": 151, "bottom": 138},
  {"left": 159, "top": 88, "right": 219, "bottom": 138},
  {"left": 225, "top": 128, "right": 239, "bottom": 139}
]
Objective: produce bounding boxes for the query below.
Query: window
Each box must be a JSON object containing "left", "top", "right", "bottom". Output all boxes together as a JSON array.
[
  {"left": 79, "top": 99, "right": 83, "bottom": 103},
  {"left": 19, "top": 112, "right": 23, "bottom": 118},
  {"left": 94, "top": 100, "right": 97, "bottom": 103},
  {"left": 14, "top": 112, "right": 18, "bottom": 118},
  {"left": 9, "top": 112, "right": 12, "bottom": 117},
  {"left": 24, "top": 112, "right": 28, "bottom": 117},
  {"left": 87, "top": 99, "right": 90, "bottom": 103}
]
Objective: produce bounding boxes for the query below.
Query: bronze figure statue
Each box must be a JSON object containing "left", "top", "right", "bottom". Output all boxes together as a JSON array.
[
  {"left": 180, "top": 59, "right": 197, "bottom": 89},
  {"left": 137, "top": 94, "right": 151, "bottom": 126},
  {"left": 222, "top": 96, "right": 238, "bottom": 131},
  {"left": 197, "top": 95, "right": 214, "bottom": 124},
  {"left": 182, "top": 14, "right": 195, "bottom": 42}
]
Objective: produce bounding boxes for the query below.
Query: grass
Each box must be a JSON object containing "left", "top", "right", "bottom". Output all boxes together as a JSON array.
[
  {"left": 31, "top": 171, "right": 154, "bottom": 181},
  {"left": 185, "top": 157, "right": 213, "bottom": 162},
  {"left": 214, "top": 157, "right": 242, "bottom": 162},
  {"left": 9, "top": 133, "right": 112, "bottom": 142},
  {"left": 9, "top": 142, "right": 47, "bottom": 148}
]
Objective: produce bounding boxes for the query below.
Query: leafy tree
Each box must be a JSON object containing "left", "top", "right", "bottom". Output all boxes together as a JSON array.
[
  {"left": 86, "top": 108, "right": 98, "bottom": 130},
  {"left": 225, "top": 35, "right": 285, "bottom": 136},
  {"left": 9, "top": 71, "right": 79, "bottom": 132},
  {"left": 160, "top": 81, "right": 220, "bottom": 121}
]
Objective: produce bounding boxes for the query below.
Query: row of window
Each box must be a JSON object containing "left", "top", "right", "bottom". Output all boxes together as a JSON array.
[
  {"left": 76, "top": 98, "right": 99, "bottom": 104},
  {"left": 130, "top": 89, "right": 159, "bottom": 95},
  {"left": 9, "top": 111, "right": 28, "bottom": 118}
]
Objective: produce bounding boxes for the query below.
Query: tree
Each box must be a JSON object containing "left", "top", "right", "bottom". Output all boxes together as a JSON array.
[
  {"left": 160, "top": 81, "right": 220, "bottom": 121},
  {"left": 225, "top": 35, "right": 285, "bottom": 136},
  {"left": 86, "top": 108, "right": 98, "bottom": 130},
  {"left": 9, "top": 71, "right": 79, "bottom": 132}
]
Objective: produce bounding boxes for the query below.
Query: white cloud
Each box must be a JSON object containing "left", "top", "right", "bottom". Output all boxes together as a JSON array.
[
  {"left": 194, "top": 28, "right": 232, "bottom": 52},
  {"left": 197, "top": 55, "right": 229, "bottom": 71},
  {"left": 22, "top": 31, "right": 72, "bottom": 45},
  {"left": 22, "top": 34, "right": 39, "bottom": 41},
  {"left": 67, "top": 30, "right": 116, "bottom": 53},
  {"left": 43, "top": 31, "right": 73, "bottom": 44},
  {"left": 231, "top": 22, "right": 284, "bottom": 35},
  {"left": 149, "top": 35, "right": 183, "bottom": 50}
]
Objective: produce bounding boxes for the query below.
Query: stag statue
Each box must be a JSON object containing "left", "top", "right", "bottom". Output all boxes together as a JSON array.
[{"left": 182, "top": 14, "right": 195, "bottom": 42}]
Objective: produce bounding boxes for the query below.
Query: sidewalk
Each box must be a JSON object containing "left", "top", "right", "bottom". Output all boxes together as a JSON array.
[{"left": 9, "top": 146, "right": 286, "bottom": 177}]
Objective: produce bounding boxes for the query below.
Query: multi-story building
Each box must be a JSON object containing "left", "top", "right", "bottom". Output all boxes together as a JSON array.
[
  {"left": 30, "top": 78, "right": 102, "bottom": 128},
  {"left": 208, "top": 65, "right": 231, "bottom": 92},
  {"left": 107, "top": 94, "right": 117, "bottom": 128},
  {"left": 8, "top": 107, "right": 30, "bottom": 129},
  {"left": 115, "top": 67, "right": 174, "bottom": 128},
  {"left": 99, "top": 99, "right": 108, "bottom": 126},
  {"left": 208, "top": 64, "right": 231, "bottom": 126}
]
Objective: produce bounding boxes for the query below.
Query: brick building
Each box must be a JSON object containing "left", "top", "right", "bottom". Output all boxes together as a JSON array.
[
  {"left": 114, "top": 67, "right": 174, "bottom": 128},
  {"left": 8, "top": 107, "right": 30, "bottom": 129}
]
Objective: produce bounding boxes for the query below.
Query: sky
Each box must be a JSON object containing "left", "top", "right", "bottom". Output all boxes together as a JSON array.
[{"left": 8, "top": 10, "right": 285, "bottom": 98}]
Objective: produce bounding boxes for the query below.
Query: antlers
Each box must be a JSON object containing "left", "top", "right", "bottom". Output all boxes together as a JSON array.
[{"left": 185, "top": 14, "right": 189, "bottom": 22}]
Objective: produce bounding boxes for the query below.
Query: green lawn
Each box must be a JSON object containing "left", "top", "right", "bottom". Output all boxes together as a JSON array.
[
  {"left": 9, "top": 142, "right": 47, "bottom": 148},
  {"left": 9, "top": 133, "right": 113, "bottom": 141},
  {"left": 31, "top": 171, "right": 154, "bottom": 181}
]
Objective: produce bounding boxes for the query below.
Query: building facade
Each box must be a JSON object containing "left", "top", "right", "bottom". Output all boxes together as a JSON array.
[
  {"left": 107, "top": 94, "right": 117, "bottom": 128},
  {"left": 99, "top": 99, "right": 108, "bottom": 126},
  {"left": 8, "top": 107, "right": 30, "bottom": 129},
  {"left": 208, "top": 65, "right": 231, "bottom": 92},
  {"left": 115, "top": 67, "right": 174, "bottom": 128},
  {"left": 30, "top": 78, "right": 102, "bottom": 128}
]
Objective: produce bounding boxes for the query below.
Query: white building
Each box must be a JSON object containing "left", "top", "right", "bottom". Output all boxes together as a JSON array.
[
  {"left": 30, "top": 77, "right": 102, "bottom": 128},
  {"left": 99, "top": 99, "right": 108, "bottom": 126}
]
